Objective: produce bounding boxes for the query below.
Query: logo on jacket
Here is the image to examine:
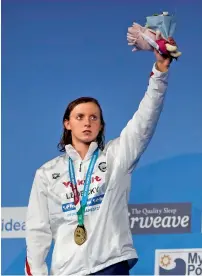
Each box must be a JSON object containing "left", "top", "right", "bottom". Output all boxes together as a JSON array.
[
  {"left": 52, "top": 173, "right": 60, "bottom": 179},
  {"left": 63, "top": 176, "right": 102, "bottom": 188},
  {"left": 98, "top": 162, "right": 107, "bottom": 172}
]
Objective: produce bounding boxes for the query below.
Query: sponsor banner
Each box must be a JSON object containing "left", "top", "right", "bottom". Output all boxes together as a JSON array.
[
  {"left": 128, "top": 202, "right": 191, "bottom": 234},
  {"left": 1, "top": 207, "right": 27, "bottom": 238},
  {"left": 155, "top": 248, "right": 202, "bottom": 275},
  {"left": 1, "top": 202, "right": 192, "bottom": 238}
]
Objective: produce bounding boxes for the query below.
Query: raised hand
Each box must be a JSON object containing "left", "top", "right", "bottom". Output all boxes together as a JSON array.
[{"left": 154, "top": 49, "right": 172, "bottom": 72}]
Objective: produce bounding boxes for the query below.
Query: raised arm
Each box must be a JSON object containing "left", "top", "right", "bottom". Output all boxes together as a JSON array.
[
  {"left": 109, "top": 53, "right": 171, "bottom": 173},
  {"left": 25, "top": 169, "right": 52, "bottom": 275}
]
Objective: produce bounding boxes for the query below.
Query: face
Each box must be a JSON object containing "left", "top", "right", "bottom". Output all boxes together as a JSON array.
[{"left": 64, "top": 102, "right": 102, "bottom": 145}]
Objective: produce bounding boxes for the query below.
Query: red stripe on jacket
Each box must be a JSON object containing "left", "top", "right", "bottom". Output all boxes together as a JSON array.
[{"left": 26, "top": 257, "right": 32, "bottom": 275}]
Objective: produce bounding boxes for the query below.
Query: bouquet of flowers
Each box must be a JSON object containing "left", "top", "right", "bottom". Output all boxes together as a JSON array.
[{"left": 127, "top": 12, "right": 181, "bottom": 58}]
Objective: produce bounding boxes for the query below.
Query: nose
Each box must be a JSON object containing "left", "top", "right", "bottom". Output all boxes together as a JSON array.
[{"left": 84, "top": 116, "right": 91, "bottom": 126}]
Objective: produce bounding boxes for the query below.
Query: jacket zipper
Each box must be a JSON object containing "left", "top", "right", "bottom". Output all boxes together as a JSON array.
[{"left": 79, "top": 162, "right": 82, "bottom": 172}]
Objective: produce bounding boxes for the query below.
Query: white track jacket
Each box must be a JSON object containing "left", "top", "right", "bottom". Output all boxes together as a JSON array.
[{"left": 25, "top": 64, "right": 169, "bottom": 275}]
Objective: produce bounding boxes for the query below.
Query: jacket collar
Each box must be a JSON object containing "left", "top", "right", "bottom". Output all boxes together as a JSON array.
[{"left": 65, "top": 142, "right": 98, "bottom": 161}]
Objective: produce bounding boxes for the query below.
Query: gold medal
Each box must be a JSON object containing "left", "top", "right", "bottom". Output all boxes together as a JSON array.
[{"left": 74, "top": 225, "right": 87, "bottom": 245}]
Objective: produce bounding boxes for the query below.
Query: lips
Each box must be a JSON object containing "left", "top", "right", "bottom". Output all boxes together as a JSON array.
[{"left": 83, "top": 130, "right": 91, "bottom": 134}]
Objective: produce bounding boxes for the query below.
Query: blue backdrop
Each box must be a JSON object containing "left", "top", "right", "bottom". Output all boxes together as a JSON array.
[{"left": 2, "top": 0, "right": 202, "bottom": 275}]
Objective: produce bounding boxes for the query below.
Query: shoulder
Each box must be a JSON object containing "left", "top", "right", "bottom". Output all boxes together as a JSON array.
[
  {"left": 102, "top": 137, "right": 120, "bottom": 157},
  {"left": 37, "top": 153, "right": 66, "bottom": 173}
]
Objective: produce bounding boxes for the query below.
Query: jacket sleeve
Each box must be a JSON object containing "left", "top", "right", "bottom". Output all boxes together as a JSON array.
[
  {"left": 109, "top": 63, "right": 169, "bottom": 173},
  {"left": 25, "top": 168, "right": 52, "bottom": 275}
]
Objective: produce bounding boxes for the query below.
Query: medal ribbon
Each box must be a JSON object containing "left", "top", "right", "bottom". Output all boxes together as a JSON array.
[{"left": 69, "top": 148, "right": 99, "bottom": 226}]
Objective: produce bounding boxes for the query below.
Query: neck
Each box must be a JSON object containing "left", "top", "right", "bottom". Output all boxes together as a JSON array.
[{"left": 72, "top": 141, "right": 90, "bottom": 160}]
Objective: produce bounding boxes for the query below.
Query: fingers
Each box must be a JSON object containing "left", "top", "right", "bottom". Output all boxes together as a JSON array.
[
  {"left": 154, "top": 49, "right": 173, "bottom": 64},
  {"left": 166, "top": 43, "right": 182, "bottom": 58},
  {"left": 170, "top": 51, "right": 182, "bottom": 58},
  {"left": 166, "top": 44, "right": 177, "bottom": 52}
]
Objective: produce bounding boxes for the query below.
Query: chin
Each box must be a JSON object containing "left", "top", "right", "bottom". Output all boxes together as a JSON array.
[
  {"left": 81, "top": 137, "right": 96, "bottom": 144},
  {"left": 83, "top": 139, "right": 95, "bottom": 144}
]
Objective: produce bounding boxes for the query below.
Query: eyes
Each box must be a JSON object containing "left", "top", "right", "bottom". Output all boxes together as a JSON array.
[{"left": 76, "top": 114, "right": 98, "bottom": 121}]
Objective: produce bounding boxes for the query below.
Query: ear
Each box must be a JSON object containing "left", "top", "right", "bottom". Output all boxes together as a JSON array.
[{"left": 64, "top": 120, "right": 71, "bottom": 130}]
